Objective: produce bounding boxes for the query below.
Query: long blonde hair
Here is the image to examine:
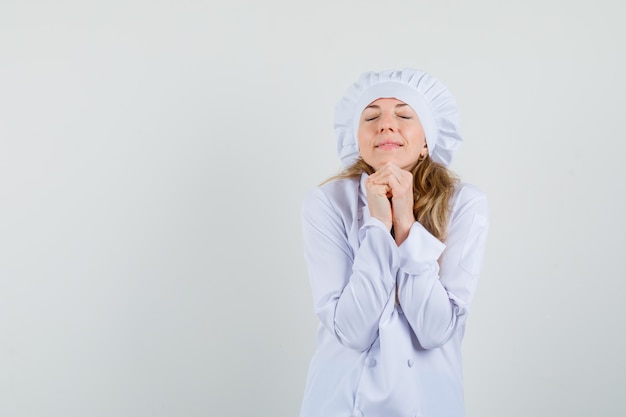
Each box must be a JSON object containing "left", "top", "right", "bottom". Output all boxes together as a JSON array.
[{"left": 324, "top": 156, "right": 458, "bottom": 241}]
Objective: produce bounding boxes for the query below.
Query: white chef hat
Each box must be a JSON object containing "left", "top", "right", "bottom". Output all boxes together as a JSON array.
[{"left": 334, "top": 68, "right": 463, "bottom": 167}]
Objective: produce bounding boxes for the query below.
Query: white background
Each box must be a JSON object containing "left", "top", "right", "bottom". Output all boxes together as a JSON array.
[{"left": 1, "top": 1, "right": 625, "bottom": 416}]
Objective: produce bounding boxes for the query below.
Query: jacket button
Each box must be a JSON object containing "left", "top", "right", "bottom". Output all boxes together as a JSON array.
[
  {"left": 368, "top": 358, "right": 377, "bottom": 367},
  {"left": 407, "top": 359, "right": 414, "bottom": 367},
  {"left": 354, "top": 409, "right": 364, "bottom": 417}
]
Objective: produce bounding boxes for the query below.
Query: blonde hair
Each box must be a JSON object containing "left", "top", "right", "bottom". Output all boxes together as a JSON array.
[{"left": 324, "top": 156, "right": 458, "bottom": 241}]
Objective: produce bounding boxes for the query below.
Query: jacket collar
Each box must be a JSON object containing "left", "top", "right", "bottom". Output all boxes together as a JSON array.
[{"left": 358, "top": 172, "right": 371, "bottom": 223}]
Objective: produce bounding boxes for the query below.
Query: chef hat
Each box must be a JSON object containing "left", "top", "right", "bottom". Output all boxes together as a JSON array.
[{"left": 334, "top": 68, "right": 463, "bottom": 167}]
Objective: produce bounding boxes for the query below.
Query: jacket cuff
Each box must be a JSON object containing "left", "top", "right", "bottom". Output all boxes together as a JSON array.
[{"left": 397, "top": 221, "right": 446, "bottom": 274}]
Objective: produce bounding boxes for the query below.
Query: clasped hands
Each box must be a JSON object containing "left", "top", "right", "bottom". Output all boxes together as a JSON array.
[{"left": 364, "top": 161, "right": 416, "bottom": 245}]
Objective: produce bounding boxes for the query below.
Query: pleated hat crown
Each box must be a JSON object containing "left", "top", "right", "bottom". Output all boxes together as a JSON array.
[{"left": 334, "top": 68, "right": 463, "bottom": 167}]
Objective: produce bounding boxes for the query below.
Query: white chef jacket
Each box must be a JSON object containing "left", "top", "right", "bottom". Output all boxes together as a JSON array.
[{"left": 300, "top": 173, "right": 489, "bottom": 417}]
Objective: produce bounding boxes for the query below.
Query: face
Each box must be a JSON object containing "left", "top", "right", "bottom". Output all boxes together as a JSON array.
[{"left": 357, "top": 97, "right": 427, "bottom": 171}]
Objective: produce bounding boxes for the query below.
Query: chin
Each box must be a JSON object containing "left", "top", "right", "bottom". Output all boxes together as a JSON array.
[{"left": 371, "top": 159, "right": 416, "bottom": 171}]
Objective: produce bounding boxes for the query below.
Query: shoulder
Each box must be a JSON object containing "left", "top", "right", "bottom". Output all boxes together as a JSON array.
[
  {"left": 453, "top": 182, "right": 487, "bottom": 204},
  {"left": 450, "top": 182, "right": 489, "bottom": 220},
  {"left": 303, "top": 176, "right": 360, "bottom": 210},
  {"left": 301, "top": 177, "right": 361, "bottom": 230}
]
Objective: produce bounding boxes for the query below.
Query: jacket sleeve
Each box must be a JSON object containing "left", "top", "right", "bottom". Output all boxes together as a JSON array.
[
  {"left": 397, "top": 187, "right": 489, "bottom": 349},
  {"left": 302, "top": 187, "right": 399, "bottom": 352}
]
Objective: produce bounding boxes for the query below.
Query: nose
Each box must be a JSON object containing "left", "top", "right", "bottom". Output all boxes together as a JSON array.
[{"left": 378, "top": 112, "right": 396, "bottom": 133}]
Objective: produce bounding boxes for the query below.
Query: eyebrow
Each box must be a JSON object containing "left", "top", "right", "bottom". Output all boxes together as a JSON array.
[{"left": 364, "top": 103, "right": 409, "bottom": 110}]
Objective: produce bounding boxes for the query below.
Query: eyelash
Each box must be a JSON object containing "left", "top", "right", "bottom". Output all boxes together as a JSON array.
[{"left": 365, "top": 115, "right": 411, "bottom": 121}]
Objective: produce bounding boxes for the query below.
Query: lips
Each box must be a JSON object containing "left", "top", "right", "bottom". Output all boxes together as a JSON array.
[{"left": 375, "top": 140, "right": 403, "bottom": 149}]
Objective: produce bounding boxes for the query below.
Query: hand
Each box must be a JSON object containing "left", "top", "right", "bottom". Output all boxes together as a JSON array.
[
  {"left": 364, "top": 170, "right": 393, "bottom": 231},
  {"left": 367, "top": 162, "right": 415, "bottom": 243}
]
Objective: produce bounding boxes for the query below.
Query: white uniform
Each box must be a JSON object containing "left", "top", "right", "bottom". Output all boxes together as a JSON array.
[{"left": 300, "top": 173, "right": 489, "bottom": 417}]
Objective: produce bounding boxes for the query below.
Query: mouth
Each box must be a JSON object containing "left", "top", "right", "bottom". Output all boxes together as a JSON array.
[{"left": 375, "top": 141, "right": 403, "bottom": 149}]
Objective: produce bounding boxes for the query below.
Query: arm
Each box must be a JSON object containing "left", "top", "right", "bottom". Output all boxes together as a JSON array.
[
  {"left": 302, "top": 187, "right": 398, "bottom": 352},
  {"left": 397, "top": 188, "right": 489, "bottom": 349}
]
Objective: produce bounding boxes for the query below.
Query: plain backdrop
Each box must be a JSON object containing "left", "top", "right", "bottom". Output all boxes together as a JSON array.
[{"left": 1, "top": 0, "right": 625, "bottom": 416}]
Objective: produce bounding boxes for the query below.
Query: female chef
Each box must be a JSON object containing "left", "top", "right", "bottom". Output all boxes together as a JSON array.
[{"left": 300, "top": 68, "right": 489, "bottom": 417}]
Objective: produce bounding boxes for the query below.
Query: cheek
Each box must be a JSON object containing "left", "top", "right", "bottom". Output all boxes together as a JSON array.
[
  {"left": 357, "top": 126, "right": 371, "bottom": 147},
  {"left": 410, "top": 127, "right": 426, "bottom": 147}
]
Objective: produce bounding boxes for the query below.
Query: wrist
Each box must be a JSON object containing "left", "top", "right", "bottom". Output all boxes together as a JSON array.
[{"left": 393, "top": 217, "right": 415, "bottom": 231}]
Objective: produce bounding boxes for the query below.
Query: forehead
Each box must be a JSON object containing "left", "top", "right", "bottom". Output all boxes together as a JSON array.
[
  {"left": 367, "top": 97, "right": 406, "bottom": 106},
  {"left": 363, "top": 97, "right": 414, "bottom": 111}
]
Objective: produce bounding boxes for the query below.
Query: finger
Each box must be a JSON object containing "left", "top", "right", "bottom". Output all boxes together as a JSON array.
[
  {"left": 379, "top": 168, "right": 402, "bottom": 189},
  {"left": 369, "top": 169, "right": 387, "bottom": 181},
  {"left": 369, "top": 174, "right": 390, "bottom": 186},
  {"left": 387, "top": 173, "right": 401, "bottom": 190},
  {"left": 391, "top": 167, "right": 413, "bottom": 188},
  {"left": 365, "top": 180, "right": 391, "bottom": 197},
  {"left": 388, "top": 174, "right": 414, "bottom": 202},
  {"left": 387, "top": 163, "right": 408, "bottom": 181}
]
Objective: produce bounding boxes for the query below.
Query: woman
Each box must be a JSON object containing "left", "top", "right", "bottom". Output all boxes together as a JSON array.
[{"left": 300, "top": 68, "right": 489, "bottom": 417}]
